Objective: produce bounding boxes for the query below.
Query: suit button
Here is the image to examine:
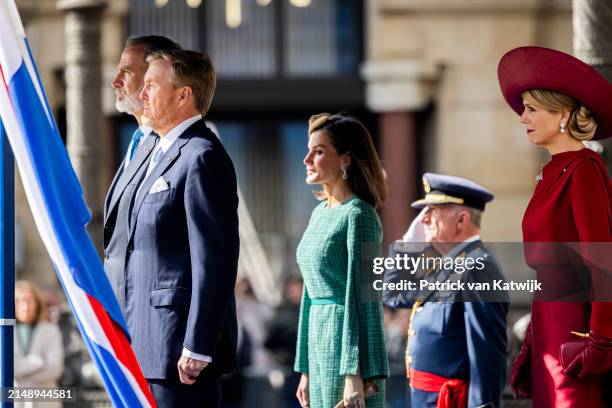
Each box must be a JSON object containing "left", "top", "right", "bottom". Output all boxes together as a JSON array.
[{"left": 127, "top": 246, "right": 134, "bottom": 253}]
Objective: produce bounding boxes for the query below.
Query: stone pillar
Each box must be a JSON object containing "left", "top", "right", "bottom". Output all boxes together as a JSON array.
[
  {"left": 573, "top": 0, "right": 612, "bottom": 174},
  {"left": 379, "top": 112, "right": 417, "bottom": 247},
  {"left": 362, "top": 59, "right": 438, "bottom": 247},
  {"left": 56, "top": 0, "right": 107, "bottom": 253},
  {"left": 573, "top": 0, "right": 612, "bottom": 79}
]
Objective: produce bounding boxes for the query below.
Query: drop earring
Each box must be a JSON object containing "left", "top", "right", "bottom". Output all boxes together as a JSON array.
[
  {"left": 341, "top": 165, "right": 348, "bottom": 180},
  {"left": 560, "top": 122, "right": 566, "bottom": 133}
]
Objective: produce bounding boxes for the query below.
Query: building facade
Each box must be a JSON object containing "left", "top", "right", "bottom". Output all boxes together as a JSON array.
[{"left": 15, "top": 0, "right": 572, "bottom": 296}]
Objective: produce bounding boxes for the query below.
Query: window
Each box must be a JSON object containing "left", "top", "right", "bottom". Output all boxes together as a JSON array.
[{"left": 129, "top": 0, "right": 363, "bottom": 78}]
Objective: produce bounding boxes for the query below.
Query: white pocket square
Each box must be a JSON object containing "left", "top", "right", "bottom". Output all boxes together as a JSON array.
[{"left": 148, "top": 177, "right": 169, "bottom": 194}]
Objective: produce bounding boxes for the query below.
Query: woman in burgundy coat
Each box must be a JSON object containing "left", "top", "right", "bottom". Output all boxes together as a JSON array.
[{"left": 498, "top": 47, "right": 612, "bottom": 408}]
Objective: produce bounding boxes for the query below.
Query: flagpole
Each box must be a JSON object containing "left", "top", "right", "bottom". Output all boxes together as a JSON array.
[{"left": 0, "top": 121, "right": 15, "bottom": 408}]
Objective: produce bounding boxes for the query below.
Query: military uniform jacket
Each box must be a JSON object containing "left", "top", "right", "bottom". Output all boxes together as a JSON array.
[{"left": 383, "top": 240, "right": 509, "bottom": 408}]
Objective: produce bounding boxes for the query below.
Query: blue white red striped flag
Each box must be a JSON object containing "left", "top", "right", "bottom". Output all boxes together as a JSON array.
[{"left": 0, "top": 1, "right": 155, "bottom": 406}]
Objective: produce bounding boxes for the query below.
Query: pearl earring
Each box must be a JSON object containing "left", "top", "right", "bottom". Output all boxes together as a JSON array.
[{"left": 560, "top": 123, "right": 566, "bottom": 133}]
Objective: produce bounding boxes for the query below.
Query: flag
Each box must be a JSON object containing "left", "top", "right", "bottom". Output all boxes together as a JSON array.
[{"left": 0, "top": 1, "right": 155, "bottom": 406}]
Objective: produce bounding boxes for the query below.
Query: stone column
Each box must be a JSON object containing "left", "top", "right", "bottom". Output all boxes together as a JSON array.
[
  {"left": 573, "top": 0, "right": 612, "bottom": 174},
  {"left": 56, "top": 0, "right": 107, "bottom": 253},
  {"left": 379, "top": 112, "right": 417, "bottom": 247}
]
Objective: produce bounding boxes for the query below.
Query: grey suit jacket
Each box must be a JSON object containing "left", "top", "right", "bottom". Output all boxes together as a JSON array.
[{"left": 103, "top": 134, "right": 157, "bottom": 311}]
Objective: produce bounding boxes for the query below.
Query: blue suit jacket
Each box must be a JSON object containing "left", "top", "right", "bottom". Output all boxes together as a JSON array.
[
  {"left": 384, "top": 240, "right": 508, "bottom": 408},
  {"left": 124, "top": 119, "right": 239, "bottom": 380}
]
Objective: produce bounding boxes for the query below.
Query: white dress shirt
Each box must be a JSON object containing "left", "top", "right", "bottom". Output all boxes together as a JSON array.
[
  {"left": 135, "top": 114, "right": 202, "bottom": 200},
  {"left": 144, "top": 114, "right": 201, "bottom": 178}
]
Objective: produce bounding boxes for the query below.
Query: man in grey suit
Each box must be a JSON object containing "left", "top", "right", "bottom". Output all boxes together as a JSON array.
[
  {"left": 104, "top": 36, "right": 181, "bottom": 310},
  {"left": 126, "top": 49, "right": 239, "bottom": 407}
]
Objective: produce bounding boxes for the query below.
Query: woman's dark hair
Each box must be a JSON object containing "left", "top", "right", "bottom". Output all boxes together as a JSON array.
[{"left": 308, "top": 112, "right": 387, "bottom": 209}]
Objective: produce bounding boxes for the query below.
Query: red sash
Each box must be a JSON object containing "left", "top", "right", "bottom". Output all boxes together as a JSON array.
[{"left": 409, "top": 368, "right": 468, "bottom": 408}]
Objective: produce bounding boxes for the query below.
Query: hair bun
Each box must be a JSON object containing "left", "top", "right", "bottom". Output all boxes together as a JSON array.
[
  {"left": 576, "top": 105, "right": 593, "bottom": 121},
  {"left": 569, "top": 104, "right": 597, "bottom": 141}
]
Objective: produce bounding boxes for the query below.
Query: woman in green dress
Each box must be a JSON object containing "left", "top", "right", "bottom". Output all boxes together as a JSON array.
[{"left": 295, "top": 113, "right": 389, "bottom": 408}]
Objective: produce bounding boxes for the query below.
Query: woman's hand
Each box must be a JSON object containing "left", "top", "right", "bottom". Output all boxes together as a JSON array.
[
  {"left": 363, "top": 378, "right": 379, "bottom": 398},
  {"left": 510, "top": 323, "right": 533, "bottom": 399},
  {"left": 296, "top": 374, "right": 309, "bottom": 407},
  {"left": 343, "top": 374, "right": 365, "bottom": 408}
]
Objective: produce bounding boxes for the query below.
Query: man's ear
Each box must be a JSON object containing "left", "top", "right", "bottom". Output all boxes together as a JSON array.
[
  {"left": 457, "top": 210, "right": 469, "bottom": 230},
  {"left": 177, "top": 86, "right": 193, "bottom": 106}
]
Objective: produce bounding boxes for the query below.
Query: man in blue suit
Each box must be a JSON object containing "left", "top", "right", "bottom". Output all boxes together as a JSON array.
[
  {"left": 384, "top": 173, "right": 508, "bottom": 408},
  {"left": 124, "top": 49, "right": 239, "bottom": 407},
  {"left": 104, "top": 35, "right": 181, "bottom": 314}
]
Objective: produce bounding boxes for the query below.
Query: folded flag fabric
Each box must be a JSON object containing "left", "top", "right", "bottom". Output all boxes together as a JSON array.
[{"left": 0, "top": 1, "right": 155, "bottom": 406}]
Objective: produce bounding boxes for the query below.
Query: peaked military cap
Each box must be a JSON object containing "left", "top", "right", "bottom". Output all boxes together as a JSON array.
[{"left": 411, "top": 173, "right": 494, "bottom": 211}]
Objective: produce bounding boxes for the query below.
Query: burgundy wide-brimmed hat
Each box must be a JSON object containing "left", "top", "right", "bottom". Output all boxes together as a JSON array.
[{"left": 498, "top": 46, "right": 612, "bottom": 140}]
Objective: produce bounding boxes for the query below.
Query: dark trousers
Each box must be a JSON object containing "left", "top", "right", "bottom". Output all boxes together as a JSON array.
[{"left": 149, "top": 376, "right": 221, "bottom": 408}]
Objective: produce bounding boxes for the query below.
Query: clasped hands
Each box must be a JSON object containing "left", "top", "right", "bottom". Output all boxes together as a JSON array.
[
  {"left": 340, "top": 374, "right": 366, "bottom": 408},
  {"left": 563, "top": 331, "right": 612, "bottom": 379},
  {"left": 296, "top": 373, "right": 378, "bottom": 408},
  {"left": 178, "top": 355, "right": 208, "bottom": 384},
  {"left": 512, "top": 325, "right": 612, "bottom": 400}
]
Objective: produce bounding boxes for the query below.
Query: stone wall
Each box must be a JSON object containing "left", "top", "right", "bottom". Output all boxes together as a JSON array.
[{"left": 364, "top": 0, "right": 572, "bottom": 241}]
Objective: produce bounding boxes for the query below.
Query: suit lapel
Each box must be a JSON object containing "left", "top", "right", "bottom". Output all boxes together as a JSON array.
[
  {"left": 105, "top": 136, "right": 157, "bottom": 225},
  {"left": 127, "top": 119, "right": 216, "bottom": 240},
  {"left": 128, "top": 135, "right": 189, "bottom": 240},
  {"left": 104, "top": 157, "right": 125, "bottom": 219},
  {"left": 420, "top": 268, "right": 452, "bottom": 304}
]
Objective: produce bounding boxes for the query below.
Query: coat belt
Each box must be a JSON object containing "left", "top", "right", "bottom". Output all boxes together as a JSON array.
[{"left": 310, "top": 297, "right": 343, "bottom": 305}]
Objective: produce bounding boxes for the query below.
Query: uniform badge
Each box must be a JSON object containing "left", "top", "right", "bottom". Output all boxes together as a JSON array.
[{"left": 422, "top": 177, "right": 431, "bottom": 193}]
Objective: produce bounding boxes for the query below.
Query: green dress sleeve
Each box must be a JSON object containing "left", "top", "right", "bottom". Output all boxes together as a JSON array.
[
  {"left": 294, "top": 286, "right": 311, "bottom": 373},
  {"left": 339, "top": 205, "right": 389, "bottom": 379}
]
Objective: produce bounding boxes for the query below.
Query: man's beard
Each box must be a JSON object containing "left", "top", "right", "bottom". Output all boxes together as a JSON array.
[
  {"left": 141, "top": 104, "right": 174, "bottom": 133},
  {"left": 115, "top": 89, "right": 143, "bottom": 114}
]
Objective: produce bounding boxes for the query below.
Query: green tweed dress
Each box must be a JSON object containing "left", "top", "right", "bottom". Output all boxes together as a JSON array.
[{"left": 295, "top": 196, "right": 389, "bottom": 408}]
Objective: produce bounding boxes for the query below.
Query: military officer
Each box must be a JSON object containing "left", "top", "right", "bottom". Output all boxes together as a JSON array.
[{"left": 383, "top": 173, "right": 509, "bottom": 408}]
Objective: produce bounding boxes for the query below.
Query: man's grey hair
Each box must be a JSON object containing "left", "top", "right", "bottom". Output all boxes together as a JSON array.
[
  {"left": 125, "top": 35, "right": 182, "bottom": 62},
  {"left": 464, "top": 207, "right": 482, "bottom": 228},
  {"left": 448, "top": 204, "right": 483, "bottom": 228}
]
